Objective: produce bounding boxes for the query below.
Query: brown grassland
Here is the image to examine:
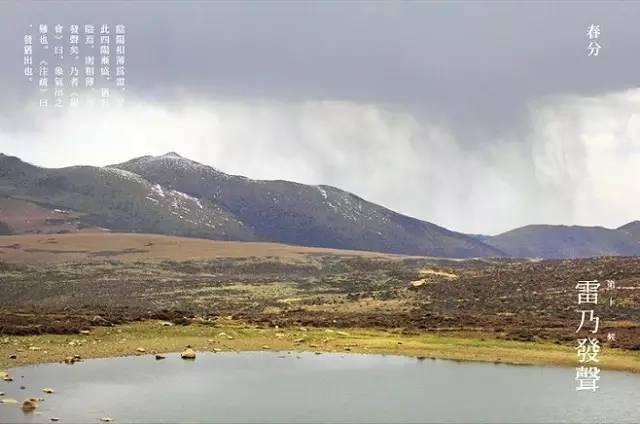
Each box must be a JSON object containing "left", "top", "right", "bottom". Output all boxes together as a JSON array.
[{"left": 1, "top": 232, "right": 639, "bottom": 371}]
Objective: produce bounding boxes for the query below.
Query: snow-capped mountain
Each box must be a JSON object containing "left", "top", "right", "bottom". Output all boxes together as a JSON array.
[
  {"left": 112, "top": 152, "right": 504, "bottom": 257},
  {"left": 3, "top": 152, "right": 639, "bottom": 259},
  {"left": 0, "top": 152, "right": 502, "bottom": 257}
]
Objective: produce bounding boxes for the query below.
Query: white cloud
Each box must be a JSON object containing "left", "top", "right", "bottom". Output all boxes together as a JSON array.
[{"left": 1, "top": 89, "right": 639, "bottom": 234}]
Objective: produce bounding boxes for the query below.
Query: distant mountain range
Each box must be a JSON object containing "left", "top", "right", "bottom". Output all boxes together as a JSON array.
[
  {"left": 484, "top": 224, "right": 640, "bottom": 259},
  {"left": 0, "top": 152, "right": 638, "bottom": 259}
]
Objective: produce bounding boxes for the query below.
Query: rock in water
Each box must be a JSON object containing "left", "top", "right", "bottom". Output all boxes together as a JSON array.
[
  {"left": 155, "top": 354, "right": 165, "bottom": 360},
  {"left": 42, "top": 388, "right": 55, "bottom": 394},
  {"left": 1, "top": 398, "right": 18, "bottom": 404},
  {"left": 21, "top": 398, "right": 38, "bottom": 412},
  {"left": 100, "top": 417, "right": 113, "bottom": 422},
  {"left": 51, "top": 418, "right": 60, "bottom": 422},
  {"left": 181, "top": 348, "right": 196, "bottom": 359}
]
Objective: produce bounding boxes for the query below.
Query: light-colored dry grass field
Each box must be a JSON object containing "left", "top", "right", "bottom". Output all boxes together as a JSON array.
[{"left": 0, "top": 232, "right": 400, "bottom": 265}]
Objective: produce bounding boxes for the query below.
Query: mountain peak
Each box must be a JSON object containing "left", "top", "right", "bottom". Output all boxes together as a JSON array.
[
  {"left": 116, "top": 151, "right": 199, "bottom": 167},
  {"left": 112, "top": 152, "right": 229, "bottom": 180},
  {"left": 160, "top": 152, "right": 184, "bottom": 159},
  {"left": 618, "top": 220, "right": 640, "bottom": 242},
  {"left": 619, "top": 220, "right": 640, "bottom": 229}
]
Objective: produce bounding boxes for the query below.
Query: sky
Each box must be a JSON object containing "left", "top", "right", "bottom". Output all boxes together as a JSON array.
[{"left": 0, "top": 1, "right": 639, "bottom": 235}]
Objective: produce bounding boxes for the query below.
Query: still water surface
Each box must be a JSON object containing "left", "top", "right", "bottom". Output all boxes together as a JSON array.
[{"left": 1, "top": 351, "right": 638, "bottom": 423}]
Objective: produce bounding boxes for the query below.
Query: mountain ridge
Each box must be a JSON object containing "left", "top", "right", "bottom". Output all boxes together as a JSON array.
[
  {"left": 486, "top": 223, "right": 640, "bottom": 258},
  {"left": 111, "top": 153, "right": 504, "bottom": 257},
  {"left": 1, "top": 152, "right": 638, "bottom": 259},
  {"left": 618, "top": 221, "right": 640, "bottom": 242},
  {"left": 0, "top": 152, "right": 503, "bottom": 258}
]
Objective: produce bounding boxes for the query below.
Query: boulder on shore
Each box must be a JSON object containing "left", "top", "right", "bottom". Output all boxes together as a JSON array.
[{"left": 181, "top": 348, "right": 196, "bottom": 359}]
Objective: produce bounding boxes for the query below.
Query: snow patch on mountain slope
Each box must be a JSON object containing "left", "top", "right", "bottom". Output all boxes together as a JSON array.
[
  {"left": 100, "top": 167, "right": 148, "bottom": 184},
  {"left": 103, "top": 164, "right": 242, "bottom": 232},
  {"left": 317, "top": 186, "right": 328, "bottom": 200},
  {"left": 170, "top": 189, "right": 203, "bottom": 209},
  {"left": 151, "top": 184, "right": 165, "bottom": 198},
  {"left": 318, "top": 186, "right": 390, "bottom": 225}
]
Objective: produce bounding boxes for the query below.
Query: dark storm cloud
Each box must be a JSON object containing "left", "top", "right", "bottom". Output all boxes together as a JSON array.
[
  {"left": 1, "top": 1, "right": 639, "bottom": 134},
  {"left": 0, "top": 1, "right": 639, "bottom": 234}
]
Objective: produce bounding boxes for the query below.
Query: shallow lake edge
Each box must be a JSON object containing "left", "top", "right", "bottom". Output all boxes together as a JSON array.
[{"left": 2, "top": 320, "right": 639, "bottom": 373}]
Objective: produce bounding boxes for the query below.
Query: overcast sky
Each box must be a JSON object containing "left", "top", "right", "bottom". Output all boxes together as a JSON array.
[{"left": 0, "top": 1, "right": 639, "bottom": 234}]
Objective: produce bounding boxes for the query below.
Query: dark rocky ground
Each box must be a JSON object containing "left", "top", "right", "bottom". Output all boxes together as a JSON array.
[{"left": 1, "top": 255, "right": 638, "bottom": 349}]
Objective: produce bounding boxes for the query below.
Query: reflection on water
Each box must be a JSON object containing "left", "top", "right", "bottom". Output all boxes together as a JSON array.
[{"left": 1, "top": 351, "right": 639, "bottom": 423}]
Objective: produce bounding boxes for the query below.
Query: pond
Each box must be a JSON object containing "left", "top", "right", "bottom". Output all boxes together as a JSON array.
[{"left": 1, "top": 351, "right": 638, "bottom": 423}]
